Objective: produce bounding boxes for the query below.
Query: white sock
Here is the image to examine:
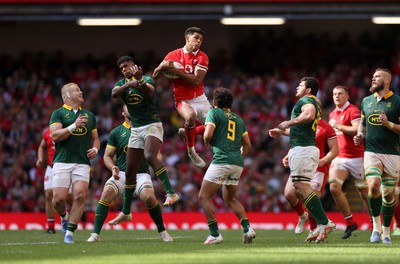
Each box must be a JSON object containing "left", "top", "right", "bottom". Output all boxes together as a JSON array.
[
  {"left": 382, "top": 226, "right": 390, "bottom": 236},
  {"left": 372, "top": 216, "right": 382, "bottom": 232}
]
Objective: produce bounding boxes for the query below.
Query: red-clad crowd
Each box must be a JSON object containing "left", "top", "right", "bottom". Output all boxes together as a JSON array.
[{"left": 1, "top": 28, "right": 400, "bottom": 214}]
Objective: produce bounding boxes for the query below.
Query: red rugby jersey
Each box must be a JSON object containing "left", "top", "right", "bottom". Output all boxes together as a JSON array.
[
  {"left": 164, "top": 47, "right": 209, "bottom": 103},
  {"left": 42, "top": 127, "right": 55, "bottom": 166},
  {"left": 316, "top": 119, "right": 337, "bottom": 174},
  {"left": 329, "top": 103, "right": 364, "bottom": 158}
]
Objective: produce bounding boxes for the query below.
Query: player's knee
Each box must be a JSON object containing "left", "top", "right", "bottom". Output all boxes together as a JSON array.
[
  {"left": 382, "top": 185, "right": 396, "bottom": 202},
  {"left": 328, "top": 180, "right": 343, "bottom": 195},
  {"left": 101, "top": 187, "right": 116, "bottom": 202},
  {"left": 142, "top": 194, "right": 156, "bottom": 207},
  {"left": 354, "top": 179, "right": 368, "bottom": 189}
]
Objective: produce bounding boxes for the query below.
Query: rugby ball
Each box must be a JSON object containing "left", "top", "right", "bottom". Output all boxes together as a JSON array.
[{"left": 162, "top": 61, "right": 184, "bottom": 79}]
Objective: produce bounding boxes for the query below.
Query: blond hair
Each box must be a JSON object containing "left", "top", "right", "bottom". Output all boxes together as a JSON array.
[{"left": 61, "top": 83, "right": 77, "bottom": 102}]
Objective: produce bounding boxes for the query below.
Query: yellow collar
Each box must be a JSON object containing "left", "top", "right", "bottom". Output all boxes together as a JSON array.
[{"left": 63, "top": 104, "right": 82, "bottom": 111}]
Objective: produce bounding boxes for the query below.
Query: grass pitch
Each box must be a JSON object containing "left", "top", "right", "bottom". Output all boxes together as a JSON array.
[{"left": 0, "top": 229, "right": 399, "bottom": 264}]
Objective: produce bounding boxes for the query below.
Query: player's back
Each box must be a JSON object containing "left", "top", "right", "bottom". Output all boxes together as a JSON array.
[{"left": 207, "top": 108, "right": 246, "bottom": 167}]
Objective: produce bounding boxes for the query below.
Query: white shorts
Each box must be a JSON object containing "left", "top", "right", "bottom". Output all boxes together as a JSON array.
[
  {"left": 330, "top": 157, "right": 364, "bottom": 180},
  {"left": 289, "top": 146, "right": 319, "bottom": 180},
  {"left": 364, "top": 151, "right": 400, "bottom": 178},
  {"left": 182, "top": 94, "right": 211, "bottom": 124},
  {"left": 105, "top": 171, "right": 153, "bottom": 198},
  {"left": 203, "top": 163, "right": 243, "bottom": 186},
  {"left": 310, "top": 171, "right": 326, "bottom": 193},
  {"left": 52, "top": 162, "right": 90, "bottom": 188},
  {"left": 128, "top": 122, "right": 163, "bottom": 149},
  {"left": 44, "top": 165, "right": 53, "bottom": 191}
]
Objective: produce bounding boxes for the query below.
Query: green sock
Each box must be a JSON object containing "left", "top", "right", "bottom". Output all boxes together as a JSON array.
[
  {"left": 122, "top": 184, "right": 136, "bottom": 215},
  {"left": 67, "top": 223, "right": 77, "bottom": 232},
  {"left": 60, "top": 211, "right": 67, "bottom": 219},
  {"left": 368, "top": 193, "right": 382, "bottom": 217},
  {"left": 155, "top": 167, "right": 175, "bottom": 194},
  {"left": 148, "top": 201, "right": 165, "bottom": 233},
  {"left": 93, "top": 200, "right": 110, "bottom": 234},
  {"left": 208, "top": 219, "right": 219, "bottom": 237},
  {"left": 240, "top": 217, "right": 250, "bottom": 233},
  {"left": 382, "top": 200, "right": 395, "bottom": 227},
  {"left": 303, "top": 192, "right": 328, "bottom": 225}
]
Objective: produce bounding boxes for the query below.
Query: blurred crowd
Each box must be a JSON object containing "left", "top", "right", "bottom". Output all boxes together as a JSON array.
[{"left": 1, "top": 27, "right": 400, "bottom": 214}]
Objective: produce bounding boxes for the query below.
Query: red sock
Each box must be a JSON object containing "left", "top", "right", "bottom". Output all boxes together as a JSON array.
[
  {"left": 185, "top": 125, "right": 196, "bottom": 148},
  {"left": 394, "top": 203, "right": 400, "bottom": 226},
  {"left": 195, "top": 125, "right": 205, "bottom": 135},
  {"left": 292, "top": 200, "right": 305, "bottom": 216},
  {"left": 309, "top": 214, "right": 317, "bottom": 230},
  {"left": 344, "top": 214, "right": 356, "bottom": 226},
  {"left": 47, "top": 218, "right": 55, "bottom": 229}
]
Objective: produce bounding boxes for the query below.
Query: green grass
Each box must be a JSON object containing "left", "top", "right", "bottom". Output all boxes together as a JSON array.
[{"left": 0, "top": 230, "right": 399, "bottom": 264}]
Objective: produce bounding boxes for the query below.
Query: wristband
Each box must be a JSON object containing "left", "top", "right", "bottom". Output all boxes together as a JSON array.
[
  {"left": 67, "top": 123, "right": 76, "bottom": 133},
  {"left": 358, "top": 132, "right": 365, "bottom": 139},
  {"left": 389, "top": 122, "right": 395, "bottom": 129},
  {"left": 92, "top": 147, "right": 98, "bottom": 154},
  {"left": 138, "top": 78, "right": 146, "bottom": 86}
]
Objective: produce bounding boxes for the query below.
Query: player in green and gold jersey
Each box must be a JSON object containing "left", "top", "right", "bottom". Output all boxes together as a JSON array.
[
  {"left": 109, "top": 56, "right": 179, "bottom": 226},
  {"left": 198, "top": 87, "right": 255, "bottom": 245},
  {"left": 354, "top": 68, "right": 400, "bottom": 244},
  {"left": 269, "top": 77, "right": 335, "bottom": 243},
  {"left": 49, "top": 82, "right": 100, "bottom": 243},
  {"left": 87, "top": 105, "right": 173, "bottom": 242}
]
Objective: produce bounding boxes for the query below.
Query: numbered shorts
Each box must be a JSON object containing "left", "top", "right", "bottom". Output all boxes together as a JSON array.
[
  {"left": 177, "top": 94, "right": 211, "bottom": 124},
  {"left": 52, "top": 162, "right": 90, "bottom": 188},
  {"left": 288, "top": 146, "right": 319, "bottom": 180},
  {"left": 204, "top": 163, "right": 243, "bottom": 186},
  {"left": 105, "top": 171, "right": 153, "bottom": 198},
  {"left": 330, "top": 157, "right": 364, "bottom": 180},
  {"left": 128, "top": 122, "right": 163, "bottom": 149}
]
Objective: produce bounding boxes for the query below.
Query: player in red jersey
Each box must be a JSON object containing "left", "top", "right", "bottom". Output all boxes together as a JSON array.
[
  {"left": 282, "top": 118, "right": 338, "bottom": 241},
  {"left": 36, "top": 127, "right": 57, "bottom": 234},
  {"left": 153, "top": 27, "right": 211, "bottom": 168},
  {"left": 328, "top": 85, "right": 370, "bottom": 239}
]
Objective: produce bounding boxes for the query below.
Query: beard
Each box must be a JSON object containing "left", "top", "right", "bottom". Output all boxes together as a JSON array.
[{"left": 369, "top": 84, "right": 384, "bottom": 93}]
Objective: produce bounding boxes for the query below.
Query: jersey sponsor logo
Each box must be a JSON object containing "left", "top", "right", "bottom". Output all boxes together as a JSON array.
[
  {"left": 65, "top": 113, "right": 71, "bottom": 118},
  {"left": 71, "top": 126, "right": 88, "bottom": 136},
  {"left": 367, "top": 114, "right": 382, "bottom": 126},
  {"left": 120, "top": 132, "right": 127, "bottom": 138},
  {"left": 126, "top": 94, "right": 143, "bottom": 105}
]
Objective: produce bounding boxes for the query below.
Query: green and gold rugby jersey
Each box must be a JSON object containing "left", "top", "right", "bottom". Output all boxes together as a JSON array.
[
  {"left": 205, "top": 108, "right": 248, "bottom": 167},
  {"left": 361, "top": 91, "right": 400, "bottom": 155},
  {"left": 289, "top": 95, "right": 320, "bottom": 148},
  {"left": 107, "top": 122, "right": 149, "bottom": 173},
  {"left": 49, "top": 104, "right": 97, "bottom": 165},
  {"left": 114, "top": 75, "right": 160, "bottom": 128}
]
